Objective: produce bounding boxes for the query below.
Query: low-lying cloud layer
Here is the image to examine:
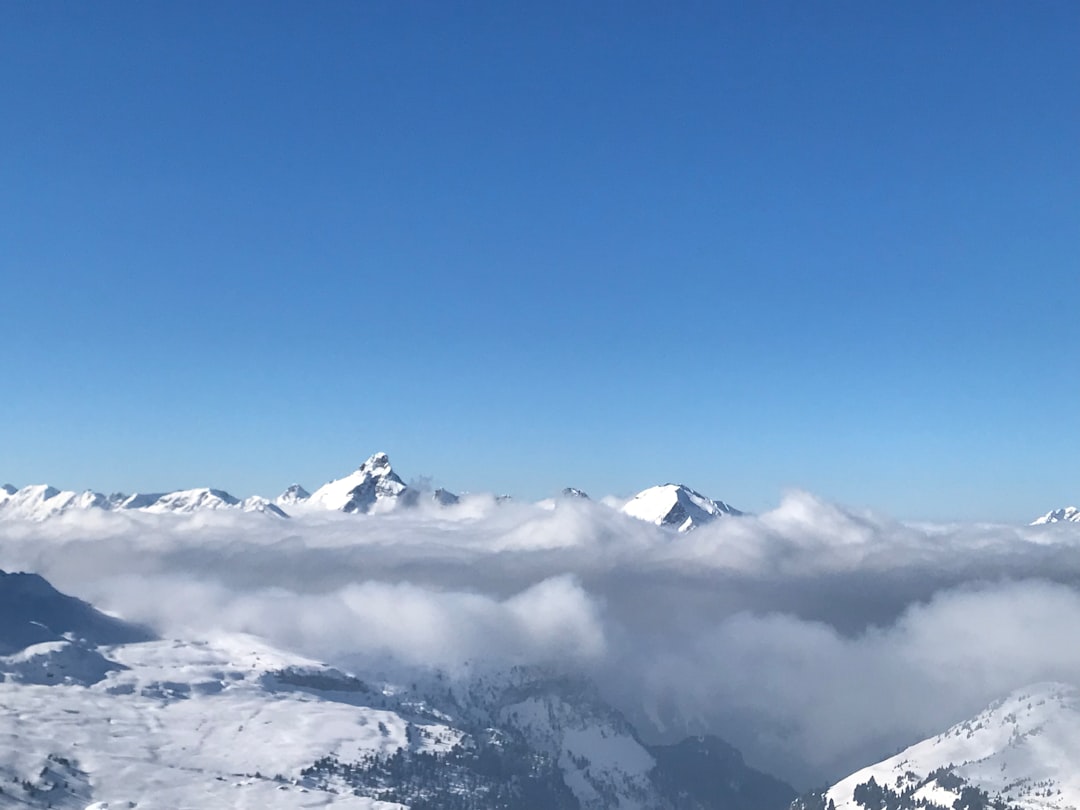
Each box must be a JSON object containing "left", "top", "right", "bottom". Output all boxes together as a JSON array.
[{"left": 4, "top": 491, "right": 1080, "bottom": 787}]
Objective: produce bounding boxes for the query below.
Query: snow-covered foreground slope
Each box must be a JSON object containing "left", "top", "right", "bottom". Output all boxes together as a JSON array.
[
  {"left": 0, "top": 570, "right": 794, "bottom": 810},
  {"left": 620, "top": 483, "right": 742, "bottom": 532},
  {"left": 814, "top": 683, "right": 1080, "bottom": 810},
  {"left": 0, "top": 636, "right": 416, "bottom": 810}
]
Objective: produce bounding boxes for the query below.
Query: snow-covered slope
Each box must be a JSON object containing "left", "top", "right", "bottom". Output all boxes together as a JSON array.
[
  {"left": 305, "top": 452, "right": 414, "bottom": 514},
  {"left": 817, "top": 682, "right": 1080, "bottom": 810},
  {"left": 621, "top": 484, "right": 742, "bottom": 532},
  {"left": 1032, "top": 506, "right": 1080, "bottom": 525},
  {"left": 0, "top": 571, "right": 794, "bottom": 810}
]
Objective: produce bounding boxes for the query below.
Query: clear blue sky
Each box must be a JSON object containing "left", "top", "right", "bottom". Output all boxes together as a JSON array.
[{"left": 2, "top": 1, "right": 1077, "bottom": 521}]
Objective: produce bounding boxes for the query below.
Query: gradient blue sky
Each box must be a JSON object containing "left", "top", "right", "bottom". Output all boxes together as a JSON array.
[{"left": 2, "top": 2, "right": 1077, "bottom": 521}]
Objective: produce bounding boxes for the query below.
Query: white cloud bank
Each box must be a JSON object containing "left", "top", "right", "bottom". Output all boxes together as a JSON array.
[{"left": 4, "top": 491, "right": 1080, "bottom": 786}]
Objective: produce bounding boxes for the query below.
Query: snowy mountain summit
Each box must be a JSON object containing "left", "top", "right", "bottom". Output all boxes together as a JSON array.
[
  {"left": 275, "top": 483, "right": 311, "bottom": 507},
  {"left": 1032, "top": 506, "right": 1080, "bottom": 525},
  {"left": 813, "top": 682, "right": 1080, "bottom": 810},
  {"left": 306, "top": 451, "right": 415, "bottom": 514},
  {"left": 621, "top": 484, "right": 742, "bottom": 532}
]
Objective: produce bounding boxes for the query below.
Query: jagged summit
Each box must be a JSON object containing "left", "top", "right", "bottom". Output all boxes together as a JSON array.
[
  {"left": 1032, "top": 506, "right": 1080, "bottom": 525},
  {"left": 562, "top": 487, "right": 590, "bottom": 499},
  {"left": 621, "top": 483, "right": 742, "bottom": 532},
  {"left": 275, "top": 483, "right": 311, "bottom": 506},
  {"left": 306, "top": 452, "right": 413, "bottom": 514}
]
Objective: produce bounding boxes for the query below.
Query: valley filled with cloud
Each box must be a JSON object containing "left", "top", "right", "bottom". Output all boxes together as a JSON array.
[{"left": 4, "top": 491, "right": 1080, "bottom": 787}]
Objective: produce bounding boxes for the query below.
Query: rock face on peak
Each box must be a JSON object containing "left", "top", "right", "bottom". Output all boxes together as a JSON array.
[
  {"left": 621, "top": 483, "right": 742, "bottom": 532},
  {"left": 432, "top": 487, "right": 460, "bottom": 506},
  {"left": 1032, "top": 506, "right": 1080, "bottom": 525},
  {"left": 562, "top": 487, "right": 590, "bottom": 499},
  {"left": 306, "top": 452, "right": 414, "bottom": 514},
  {"left": 275, "top": 483, "right": 311, "bottom": 506},
  {"left": 808, "top": 682, "right": 1080, "bottom": 810}
]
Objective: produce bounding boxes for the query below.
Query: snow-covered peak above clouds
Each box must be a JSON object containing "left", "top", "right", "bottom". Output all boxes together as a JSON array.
[
  {"left": 620, "top": 483, "right": 742, "bottom": 532},
  {"left": 0, "top": 485, "right": 110, "bottom": 521},
  {"left": 139, "top": 487, "right": 241, "bottom": 514},
  {"left": 0, "top": 485, "right": 290, "bottom": 521},
  {"left": 240, "top": 495, "right": 290, "bottom": 517},
  {"left": 305, "top": 451, "right": 413, "bottom": 513},
  {"left": 275, "top": 483, "right": 311, "bottom": 506},
  {"left": 819, "top": 682, "right": 1080, "bottom": 810},
  {"left": 1032, "top": 506, "right": 1080, "bottom": 525}
]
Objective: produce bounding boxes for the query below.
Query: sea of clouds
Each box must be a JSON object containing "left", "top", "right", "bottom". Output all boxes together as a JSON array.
[{"left": 3, "top": 492, "right": 1080, "bottom": 787}]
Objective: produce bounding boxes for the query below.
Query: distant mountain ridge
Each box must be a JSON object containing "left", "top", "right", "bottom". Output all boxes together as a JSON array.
[
  {"left": 1, "top": 452, "right": 744, "bottom": 527},
  {"left": 0, "top": 483, "right": 289, "bottom": 521},
  {"left": 1032, "top": 506, "right": 1080, "bottom": 525}
]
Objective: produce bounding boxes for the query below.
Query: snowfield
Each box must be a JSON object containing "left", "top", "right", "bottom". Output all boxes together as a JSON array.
[
  {"left": 826, "top": 683, "right": 1080, "bottom": 810},
  {"left": 0, "top": 634, "right": 433, "bottom": 809}
]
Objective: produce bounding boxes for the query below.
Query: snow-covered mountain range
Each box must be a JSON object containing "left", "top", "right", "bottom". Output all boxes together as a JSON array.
[
  {"left": 797, "top": 682, "right": 1080, "bottom": 810},
  {"left": 1, "top": 453, "right": 744, "bottom": 529},
  {"left": 1031, "top": 506, "right": 1080, "bottom": 525},
  {"left": 0, "top": 482, "right": 288, "bottom": 521},
  {"left": 0, "top": 569, "right": 794, "bottom": 810}
]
